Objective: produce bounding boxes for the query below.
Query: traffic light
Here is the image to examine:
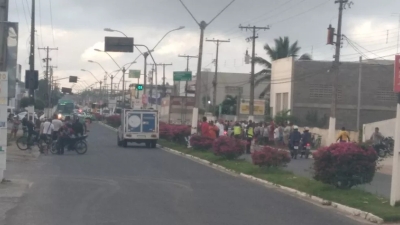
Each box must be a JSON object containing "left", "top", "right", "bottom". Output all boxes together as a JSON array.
[
  {"left": 327, "top": 24, "right": 335, "bottom": 45},
  {"left": 69, "top": 76, "right": 78, "bottom": 83},
  {"left": 136, "top": 84, "right": 143, "bottom": 90},
  {"left": 25, "top": 70, "right": 39, "bottom": 89}
]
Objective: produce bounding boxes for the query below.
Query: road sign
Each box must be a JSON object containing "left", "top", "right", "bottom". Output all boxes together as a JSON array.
[
  {"left": 173, "top": 71, "right": 192, "bottom": 81},
  {"left": 104, "top": 37, "right": 134, "bottom": 53},
  {"left": 129, "top": 70, "right": 141, "bottom": 78},
  {"left": 394, "top": 55, "right": 400, "bottom": 92}
]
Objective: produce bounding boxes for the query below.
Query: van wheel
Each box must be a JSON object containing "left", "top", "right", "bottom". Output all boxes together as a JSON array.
[
  {"left": 151, "top": 141, "right": 157, "bottom": 148},
  {"left": 122, "top": 140, "right": 128, "bottom": 148},
  {"left": 117, "top": 137, "right": 122, "bottom": 146}
]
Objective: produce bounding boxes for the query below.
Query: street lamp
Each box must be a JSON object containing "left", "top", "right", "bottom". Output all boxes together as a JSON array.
[
  {"left": 88, "top": 59, "right": 116, "bottom": 98},
  {"left": 81, "top": 69, "right": 103, "bottom": 102}
]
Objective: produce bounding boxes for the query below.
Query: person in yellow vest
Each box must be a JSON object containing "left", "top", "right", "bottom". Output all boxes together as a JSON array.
[
  {"left": 337, "top": 127, "right": 350, "bottom": 143},
  {"left": 232, "top": 122, "right": 242, "bottom": 139},
  {"left": 246, "top": 122, "right": 254, "bottom": 154}
]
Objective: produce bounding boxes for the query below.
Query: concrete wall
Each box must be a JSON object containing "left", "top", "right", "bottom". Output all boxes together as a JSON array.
[
  {"left": 291, "top": 59, "right": 395, "bottom": 130},
  {"left": 297, "top": 126, "right": 359, "bottom": 147},
  {"left": 270, "top": 57, "right": 293, "bottom": 116},
  {"left": 200, "top": 71, "right": 269, "bottom": 108},
  {"left": 362, "top": 118, "right": 395, "bottom": 142}
]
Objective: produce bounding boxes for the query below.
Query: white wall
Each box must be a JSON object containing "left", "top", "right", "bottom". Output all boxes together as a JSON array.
[
  {"left": 270, "top": 57, "right": 294, "bottom": 116},
  {"left": 363, "top": 118, "right": 395, "bottom": 141}
]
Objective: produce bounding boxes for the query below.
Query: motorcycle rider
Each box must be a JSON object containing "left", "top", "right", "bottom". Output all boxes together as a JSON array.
[
  {"left": 289, "top": 125, "right": 302, "bottom": 159},
  {"left": 72, "top": 116, "right": 84, "bottom": 136},
  {"left": 57, "top": 116, "right": 73, "bottom": 155},
  {"left": 301, "top": 127, "right": 312, "bottom": 157}
]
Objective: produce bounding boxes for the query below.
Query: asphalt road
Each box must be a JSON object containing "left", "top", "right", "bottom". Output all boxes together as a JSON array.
[{"left": 3, "top": 123, "right": 365, "bottom": 225}]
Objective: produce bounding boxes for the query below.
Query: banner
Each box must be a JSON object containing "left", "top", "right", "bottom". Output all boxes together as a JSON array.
[{"left": 239, "top": 99, "right": 266, "bottom": 116}]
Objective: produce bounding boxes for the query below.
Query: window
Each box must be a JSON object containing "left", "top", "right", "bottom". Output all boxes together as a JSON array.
[
  {"left": 282, "top": 93, "right": 289, "bottom": 110},
  {"left": 276, "top": 93, "right": 282, "bottom": 113}
]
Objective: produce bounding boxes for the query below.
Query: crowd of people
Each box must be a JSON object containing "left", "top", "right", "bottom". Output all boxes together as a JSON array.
[
  {"left": 10, "top": 113, "right": 90, "bottom": 155},
  {"left": 198, "top": 117, "right": 357, "bottom": 156}
]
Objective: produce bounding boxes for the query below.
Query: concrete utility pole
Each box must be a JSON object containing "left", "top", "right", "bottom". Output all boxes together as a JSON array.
[
  {"left": 150, "top": 63, "right": 172, "bottom": 97},
  {"left": 39, "top": 46, "right": 58, "bottom": 108},
  {"left": 49, "top": 65, "right": 57, "bottom": 108},
  {"left": 356, "top": 56, "right": 362, "bottom": 130},
  {"left": 0, "top": 0, "right": 8, "bottom": 72},
  {"left": 239, "top": 25, "right": 269, "bottom": 118},
  {"left": 206, "top": 38, "right": 230, "bottom": 112},
  {"left": 327, "top": 0, "right": 350, "bottom": 145},
  {"left": 178, "top": 0, "right": 235, "bottom": 109},
  {"left": 143, "top": 52, "right": 149, "bottom": 95},
  {"left": 28, "top": 0, "right": 35, "bottom": 102},
  {"left": 178, "top": 54, "right": 198, "bottom": 124}
]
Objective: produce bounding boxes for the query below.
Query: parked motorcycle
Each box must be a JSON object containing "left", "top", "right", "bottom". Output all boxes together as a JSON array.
[
  {"left": 374, "top": 138, "right": 393, "bottom": 158},
  {"left": 300, "top": 143, "right": 311, "bottom": 159},
  {"left": 291, "top": 141, "right": 300, "bottom": 159}
]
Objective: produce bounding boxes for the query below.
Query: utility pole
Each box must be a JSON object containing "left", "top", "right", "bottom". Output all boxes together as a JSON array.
[
  {"left": 161, "top": 63, "right": 172, "bottom": 97},
  {"left": 356, "top": 56, "right": 362, "bottom": 130},
  {"left": 327, "top": 0, "right": 351, "bottom": 144},
  {"left": 206, "top": 38, "right": 230, "bottom": 113},
  {"left": 239, "top": 25, "right": 269, "bottom": 119},
  {"left": 28, "top": 0, "right": 35, "bottom": 102},
  {"left": 48, "top": 65, "right": 57, "bottom": 109},
  {"left": 122, "top": 67, "right": 126, "bottom": 108},
  {"left": 178, "top": 55, "right": 198, "bottom": 124},
  {"left": 39, "top": 46, "right": 58, "bottom": 109}
]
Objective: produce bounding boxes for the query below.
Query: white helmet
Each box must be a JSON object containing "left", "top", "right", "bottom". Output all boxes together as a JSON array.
[
  {"left": 293, "top": 125, "right": 299, "bottom": 130},
  {"left": 305, "top": 127, "right": 310, "bottom": 131}
]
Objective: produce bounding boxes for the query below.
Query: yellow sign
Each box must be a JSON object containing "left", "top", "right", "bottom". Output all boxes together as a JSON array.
[
  {"left": 239, "top": 99, "right": 265, "bottom": 115},
  {"left": 0, "top": 97, "right": 6, "bottom": 105}
]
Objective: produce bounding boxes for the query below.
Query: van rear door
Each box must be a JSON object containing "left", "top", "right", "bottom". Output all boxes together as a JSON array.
[{"left": 142, "top": 112, "right": 157, "bottom": 133}]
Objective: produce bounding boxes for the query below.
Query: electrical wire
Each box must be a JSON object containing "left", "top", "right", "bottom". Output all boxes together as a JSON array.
[{"left": 38, "top": 0, "right": 44, "bottom": 47}]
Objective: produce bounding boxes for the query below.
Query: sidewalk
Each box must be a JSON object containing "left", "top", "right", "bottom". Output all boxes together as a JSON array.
[
  {"left": 240, "top": 146, "right": 394, "bottom": 198},
  {"left": 6, "top": 141, "right": 40, "bottom": 162}
]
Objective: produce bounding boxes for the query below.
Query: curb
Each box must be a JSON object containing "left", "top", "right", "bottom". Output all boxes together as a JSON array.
[
  {"left": 158, "top": 144, "right": 384, "bottom": 224},
  {"left": 98, "top": 122, "right": 383, "bottom": 224}
]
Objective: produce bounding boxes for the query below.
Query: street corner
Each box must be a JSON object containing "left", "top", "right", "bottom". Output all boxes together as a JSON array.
[
  {"left": 6, "top": 142, "right": 40, "bottom": 162},
  {"left": 0, "top": 179, "right": 32, "bottom": 222}
]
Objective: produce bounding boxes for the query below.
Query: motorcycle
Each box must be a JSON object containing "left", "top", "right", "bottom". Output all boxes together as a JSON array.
[
  {"left": 374, "top": 138, "right": 393, "bottom": 158},
  {"left": 50, "top": 135, "right": 88, "bottom": 155},
  {"left": 291, "top": 141, "right": 300, "bottom": 159},
  {"left": 300, "top": 143, "right": 311, "bottom": 159}
]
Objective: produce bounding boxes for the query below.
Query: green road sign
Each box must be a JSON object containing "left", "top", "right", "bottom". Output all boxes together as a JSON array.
[
  {"left": 129, "top": 70, "right": 141, "bottom": 78},
  {"left": 173, "top": 71, "right": 192, "bottom": 81}
]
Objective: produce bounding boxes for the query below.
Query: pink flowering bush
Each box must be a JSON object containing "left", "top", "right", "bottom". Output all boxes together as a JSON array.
[
  {"left": 190, "top": 135, "right": 214, "bottom": 151},
  {"left": 313, "top": 142, "right": 378, "bottom": 189},
  {"left": 159, "top": 122, "right": 190, "bottom": 144},
  {"left": 251, "top": 146, "right": 291, "bottom": 168},
  {"left": 212, "top": 136, "right": 245, "bottom": 159},
  {"left": 106, "top": 115, "right": 121, "bottom": 128}
]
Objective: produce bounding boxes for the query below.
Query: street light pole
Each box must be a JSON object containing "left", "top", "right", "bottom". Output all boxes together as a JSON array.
[{"left": 122, "top": 67, "right": 126, "bottom": 107}]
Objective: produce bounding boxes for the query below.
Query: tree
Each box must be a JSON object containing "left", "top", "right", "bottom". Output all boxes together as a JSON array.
[
  {"left": 274, "top": 109, "right": 297, "bottom": 125},
  {"left": 34, "top": 99, "right": 45, "bottom": 110},
  {"left": 20, "top": 97, "right": 32, "bottom": 108},
  {"left": 219, "top": 95, "right": 237, "bottom": 115},
  {"left": 299, "top": 53, "right": 312, "bottom": 60},
  {"left": 253, "top": 36, "right": 301, "bottom": 99}
]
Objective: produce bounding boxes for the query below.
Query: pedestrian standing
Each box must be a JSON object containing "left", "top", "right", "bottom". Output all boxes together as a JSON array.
[{"left": 11, "top": 116, "right": 20, "bottom": 138}]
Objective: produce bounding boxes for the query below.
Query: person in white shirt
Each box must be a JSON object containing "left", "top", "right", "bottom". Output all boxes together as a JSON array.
[
  {"left": 52, "top": 114, "right": 63, "bottom": 140},
  {"left": 216, "top": 120, "right": 225, "bottom": 137},
  {"left": 274, "top": 127, "right": 280, "bottom": 146},
  {"left": 42, "top": 119, "right": 54, "bottom": 136}
]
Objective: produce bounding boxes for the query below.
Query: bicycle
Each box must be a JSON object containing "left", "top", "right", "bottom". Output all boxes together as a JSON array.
[
  {"left": 16, "top": 133, "right": 44, "bottom": 151},
  {"left": 311, "top": 133, "right": 322, "bottom": 149}
]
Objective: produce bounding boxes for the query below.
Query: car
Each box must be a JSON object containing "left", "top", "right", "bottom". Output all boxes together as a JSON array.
[{"left": 77, "top": 112, "right": 95, "bottom": 122}]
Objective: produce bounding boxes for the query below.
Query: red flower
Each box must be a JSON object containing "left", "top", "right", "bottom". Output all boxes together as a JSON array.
[
  {"left": 251, "top": 146, "right": 291, "bottom": 168},
  {"left": 212, "top": 136, "right": 245, "bottom": 159}
]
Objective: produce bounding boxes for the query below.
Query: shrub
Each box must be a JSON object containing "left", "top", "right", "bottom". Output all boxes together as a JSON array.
[
  {"left": 212, "top": 136, "right": 245, "bottom": 159},
  {"left": 251, "top": 146, "right": 291, "bottom": 168},
  {"left": 106, "top": 115, "right": 121, "bottom": 128},
  {"left": 313, "top": 142, "right": 378, "bottom": 189},
  {"left": 190, "top": 135, "right": 214, "bottom": 151},
  {"left": 160, "top": 123, "right": 191, "bottom": 144}
]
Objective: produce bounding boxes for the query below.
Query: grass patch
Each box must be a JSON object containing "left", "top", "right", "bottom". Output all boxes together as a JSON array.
[{"left": 159, "top": 139, "right": 400, "bottom": 222}]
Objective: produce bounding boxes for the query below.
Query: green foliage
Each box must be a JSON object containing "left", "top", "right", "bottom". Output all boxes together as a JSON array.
[
  {"left": 34, "top": 99, "right": 45, "bottom": 110},
  {"left": 305, "top": 110, "right": 328, "bottom": 128},
  {"left": 299, "top": 53, "right": 312, "bottom": 60},
  {"left": 219, "top": 95, "right": 237, "bottom": 115},
  {"left": 274, "top": 110, "right": 297, "bottom": 125},
  {"left": 20, "top": 97, "right": 32, "bottom": 108},
  {"left": 254, "top": 36, "right": 302, "bottom": 99}
]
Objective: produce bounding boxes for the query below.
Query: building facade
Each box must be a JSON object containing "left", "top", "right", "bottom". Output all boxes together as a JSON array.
[{"left": 270, "top": 57, "right": 395, "bottom": 130}]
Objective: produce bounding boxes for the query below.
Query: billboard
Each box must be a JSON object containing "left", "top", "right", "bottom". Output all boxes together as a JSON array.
[{"left": 239, "top": 99, "right": 266, "bottom": 116}]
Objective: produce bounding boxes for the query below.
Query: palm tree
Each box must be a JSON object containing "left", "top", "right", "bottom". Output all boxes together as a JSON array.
[
  {"left": 253, "top": 36, "right": 301, "bottom": 98},
  {"left": 299, "top": 53, "right": 312, "bottom": 60}
]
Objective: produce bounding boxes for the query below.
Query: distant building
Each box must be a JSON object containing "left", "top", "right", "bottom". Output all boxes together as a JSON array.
[{"left": 270, "top": 57, "right": 395, "bottom": 130}]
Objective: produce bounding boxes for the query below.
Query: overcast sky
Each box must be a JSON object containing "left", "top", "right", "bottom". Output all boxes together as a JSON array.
[{"left": 8, "top": 0, "right": 400, "bottom": 90}]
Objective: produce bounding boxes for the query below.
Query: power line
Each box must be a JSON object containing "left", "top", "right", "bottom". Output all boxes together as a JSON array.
[
  {"left": 20, "top": 0, "right": 29, "bottom": 28},
  {"left": 49, "top": 0, "right": 56, "bottom": 45},
  {"left": 37, "top": 0, "right": 44, "bottom": 47}
]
